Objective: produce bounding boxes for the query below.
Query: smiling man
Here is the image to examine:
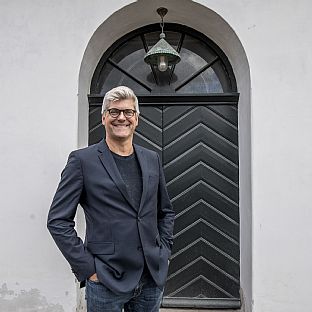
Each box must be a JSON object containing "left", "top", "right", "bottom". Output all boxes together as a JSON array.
[{"left": 47, "top": 86, "right": 175, "bottom": 312}]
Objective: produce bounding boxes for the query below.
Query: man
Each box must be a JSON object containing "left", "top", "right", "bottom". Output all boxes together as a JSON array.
[{"left": 47, "top": 86, "right": 175, "bottom": 312}]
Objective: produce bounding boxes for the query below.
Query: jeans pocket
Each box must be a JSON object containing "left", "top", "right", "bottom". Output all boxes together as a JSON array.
[{"left": 87, "top": 279, "right": 101, "bottom": 285}]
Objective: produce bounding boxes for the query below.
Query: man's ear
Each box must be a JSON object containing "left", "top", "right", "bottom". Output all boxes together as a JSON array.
[{"left": 101, "top": 114, "right": 105, "bottom": 126}]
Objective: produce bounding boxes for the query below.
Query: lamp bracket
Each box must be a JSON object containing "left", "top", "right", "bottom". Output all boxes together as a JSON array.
[{"left": 156, "top": 7, "right": 168, "bottom": 18}]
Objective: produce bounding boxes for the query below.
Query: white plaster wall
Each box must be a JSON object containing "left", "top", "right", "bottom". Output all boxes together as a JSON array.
[
  {"left": 0, "top": 1, "right": 311, "bottom": 312},
  {"left": 230, "top": 2, "right": 312, "bottom": 312}
]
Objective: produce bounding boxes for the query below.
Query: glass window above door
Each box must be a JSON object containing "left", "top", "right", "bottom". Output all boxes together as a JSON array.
[{"left": 91, "top": 24, "right": 237, "bottom": 96}]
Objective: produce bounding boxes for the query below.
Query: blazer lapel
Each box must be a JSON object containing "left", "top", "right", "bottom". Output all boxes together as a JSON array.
[
  {"left": 97, "top": 140, "right": 136, "bottom": 211},
  {"left": 134, "top": 144, "right": 149, "bottom": 213}
]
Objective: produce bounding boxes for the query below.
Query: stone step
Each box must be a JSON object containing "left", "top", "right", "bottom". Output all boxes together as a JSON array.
[{"left": 161, "top": 310, "right": 240, "bottom": 312}]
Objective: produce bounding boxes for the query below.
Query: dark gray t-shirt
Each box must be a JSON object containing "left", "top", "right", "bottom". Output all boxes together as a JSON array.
[
  {"left": 112, "top": 150, "right": 151, "bottom": 277},
  {"left": 112, "top": 151, "right": 143, "bottom": 210}
]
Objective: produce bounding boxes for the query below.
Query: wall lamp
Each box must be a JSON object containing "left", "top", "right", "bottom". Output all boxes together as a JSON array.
[{"left": 144, "top": 8, "right": 181, "bottom": 72}]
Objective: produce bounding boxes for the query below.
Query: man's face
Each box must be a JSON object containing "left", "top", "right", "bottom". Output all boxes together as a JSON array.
[{"left": 102, "top": 99, "right": 139, "bottom": 143}]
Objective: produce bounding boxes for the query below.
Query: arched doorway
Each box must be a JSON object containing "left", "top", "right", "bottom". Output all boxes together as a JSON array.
[{"left": 88, "top": 23, "right": 240, "bottom": 309}]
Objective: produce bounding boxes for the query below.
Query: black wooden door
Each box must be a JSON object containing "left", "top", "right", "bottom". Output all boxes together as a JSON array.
[
  {"left": 88, "top": 21, "right": 240, "bottom": 309},
  {"left": 133, "top": 99, "right": 240, "bottom": 309}
]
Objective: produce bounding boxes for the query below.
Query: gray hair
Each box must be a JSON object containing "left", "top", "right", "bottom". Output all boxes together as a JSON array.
[{"left": 101, "top": 86, "right": 140, "bottom": 115}]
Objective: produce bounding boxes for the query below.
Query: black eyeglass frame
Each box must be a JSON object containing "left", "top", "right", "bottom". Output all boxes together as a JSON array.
[{"left": 106, "top": 108, "right": 137, "bottom": 118}]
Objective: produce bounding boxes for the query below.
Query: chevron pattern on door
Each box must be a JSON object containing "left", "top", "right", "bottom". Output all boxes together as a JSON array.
[{"left": 133, "top": 103, "right": 240, "bottom": 308}]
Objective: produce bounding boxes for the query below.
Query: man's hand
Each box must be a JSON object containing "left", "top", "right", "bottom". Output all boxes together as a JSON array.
[{"left": 88, "top": 273, "right": 99, "bottom": 282}]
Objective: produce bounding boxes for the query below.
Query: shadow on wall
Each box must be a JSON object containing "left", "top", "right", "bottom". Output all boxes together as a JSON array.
[{"left": 0, "top": 283, "right": 64, "bottom": 312}]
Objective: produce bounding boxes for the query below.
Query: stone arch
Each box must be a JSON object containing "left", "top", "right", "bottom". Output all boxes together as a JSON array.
[{"left": 78, "top": 1, "right": 251, "bottom": 310}]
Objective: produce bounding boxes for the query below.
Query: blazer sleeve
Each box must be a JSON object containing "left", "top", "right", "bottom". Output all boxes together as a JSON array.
[
  {"left": 156, "top": 153, "right": 175, "bottom": 254},
  {"left": 47, "top": 151, "right": 95, "bottom": 281}
]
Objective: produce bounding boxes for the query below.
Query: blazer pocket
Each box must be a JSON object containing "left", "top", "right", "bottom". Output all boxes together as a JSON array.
[{"left": 87, "top": 242, "right": 115, "bottom": 255}]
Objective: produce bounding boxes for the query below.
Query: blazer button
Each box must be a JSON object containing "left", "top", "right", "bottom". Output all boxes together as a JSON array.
[
  {"left": 137, "top": 246, "right": 142, "bottom": 251},
  {"left": 137, "top": 217, "right": 141, "bottom": 222}
]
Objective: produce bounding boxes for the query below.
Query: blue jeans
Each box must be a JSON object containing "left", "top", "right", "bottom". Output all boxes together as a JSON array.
[{"left": 85, "top": 273, "right": 164, "bottom": 312}]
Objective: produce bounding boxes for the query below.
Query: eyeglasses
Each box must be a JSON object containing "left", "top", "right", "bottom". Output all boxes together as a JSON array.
[{"left": 106, "top": 108, "right": 137, "bottom": 118}]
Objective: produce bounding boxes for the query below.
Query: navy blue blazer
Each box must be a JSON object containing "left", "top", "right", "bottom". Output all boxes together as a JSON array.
[{"left": 47, "top": 140, "right": 175, "bottom": 293}]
